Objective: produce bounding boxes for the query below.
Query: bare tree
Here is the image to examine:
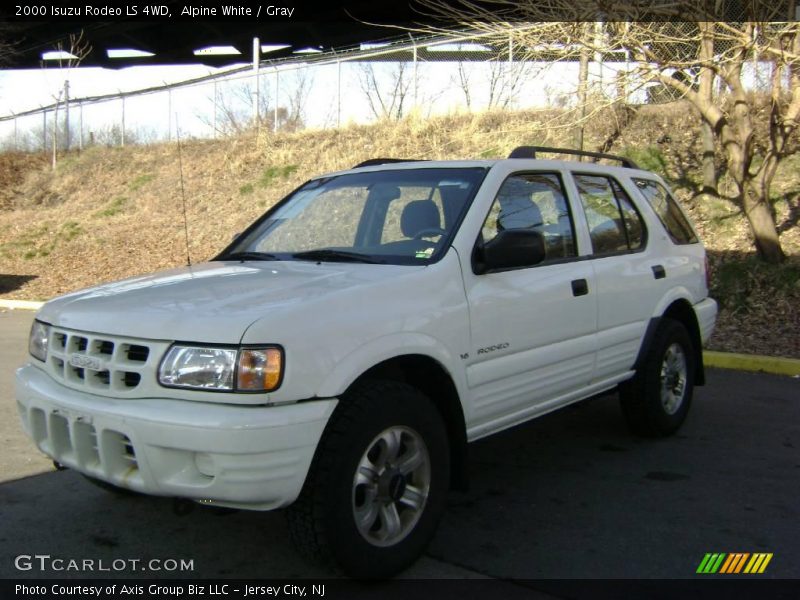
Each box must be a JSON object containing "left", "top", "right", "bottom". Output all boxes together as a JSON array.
[
  {"left": 284, "top": 68, "right": 314, "bottom": 131},
  {"left": 46, "top": 31, "right": 91, "bottom": 166},
  {"left": 453, "top": 60, "right": 473, "bottom": 110},
  {"left": 202, "top": 81, "right": 272, "bottom": 136},
  {"left": 486, "top": 56, "right": 528, "bottom": 110},
  {"left": 613, "top": 17, "right": 796, "bottom": 263},
  {"left": 414, "top": 0, "right": 797, "bottom": 263},
  {"left": 358, "top": 62, "right": 412, "bottom": 120},
  {"left": 453, "top": 46, "right": 534, "bottom": 112}
]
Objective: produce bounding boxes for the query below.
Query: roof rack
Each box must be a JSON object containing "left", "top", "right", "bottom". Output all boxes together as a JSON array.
[
  {"left": 352, "top": 158, "right": 425, "bottom": 168},
  {"left": 508, "top": 146, "right": 639, "bottom": 169}
]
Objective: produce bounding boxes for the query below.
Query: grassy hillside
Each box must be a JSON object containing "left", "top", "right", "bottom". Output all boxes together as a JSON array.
[{"left": 1, "top": 104, "right": 798, "bottom": 358}]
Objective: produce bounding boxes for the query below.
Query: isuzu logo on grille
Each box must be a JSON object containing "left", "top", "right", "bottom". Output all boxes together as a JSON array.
[{"left": 69, "top": 354, "right": 103, "bottom": 371}]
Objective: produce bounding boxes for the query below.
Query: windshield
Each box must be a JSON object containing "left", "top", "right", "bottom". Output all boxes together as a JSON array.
[{"left": 219, "top": 167, "right": 487, "bottom": 265}]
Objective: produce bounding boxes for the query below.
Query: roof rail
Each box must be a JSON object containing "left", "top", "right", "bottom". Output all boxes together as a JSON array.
[
  {"left": 352, "top": 158, "right": 425, "bottom": 168},
  {"left": 508, "top": 146, "right": 639, "bottom": 169}
]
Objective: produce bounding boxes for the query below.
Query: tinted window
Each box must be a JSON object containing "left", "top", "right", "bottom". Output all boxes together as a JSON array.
[
  {"left": 612, "top": 179, "right": 645, "bottom": 250},
  {"left": 633, "top": 178, "right": 698, "bottom": 244},
  {"left": 573, "top": 174, "right": 646, "bottom": 255},
  {"left": 224, "top": 168, "right": 486, "bottom": 265},
  {"left": 481, "top": 173, "right": 577, "bottom": 265}
]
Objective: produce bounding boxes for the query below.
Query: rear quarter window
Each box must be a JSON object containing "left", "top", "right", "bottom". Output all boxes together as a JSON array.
[{"left": 633, "top": 178, "right": 698, "bottom": 245}]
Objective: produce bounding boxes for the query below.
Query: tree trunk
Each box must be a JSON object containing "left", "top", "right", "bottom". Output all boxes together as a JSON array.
[
  {"left": 742, "top": 181, "right": 785, "bottom": 263},
  {"left": 575, "top": 25, "right": 590, "bottom": 154},
  {"left": 700, "top": 121, "right": 717, "bottom": 193},
  {"left": 698, "top": 23, "right": 717, "bottom": 194}
]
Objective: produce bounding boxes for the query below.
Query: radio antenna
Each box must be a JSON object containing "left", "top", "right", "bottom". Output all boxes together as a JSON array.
[{"left": 174, "top": 115, "right": 192, "bottom": 266}]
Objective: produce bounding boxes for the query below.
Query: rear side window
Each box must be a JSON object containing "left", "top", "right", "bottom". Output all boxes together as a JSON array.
[
  {"left": 573, "top": 174, "right": 646, "bottom": 255},
  {"left": 633, "top": 179, "right": 698, "bottom": 245}
]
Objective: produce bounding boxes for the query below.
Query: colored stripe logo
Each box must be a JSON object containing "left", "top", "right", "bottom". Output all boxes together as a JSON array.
[{"left": 697, "top": 553, "right": 773, "bottom": 574}]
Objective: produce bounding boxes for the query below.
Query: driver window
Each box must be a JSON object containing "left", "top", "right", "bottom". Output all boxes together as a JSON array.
[{"left": 481, "top": 173, "right": 577, "bottom": 262}]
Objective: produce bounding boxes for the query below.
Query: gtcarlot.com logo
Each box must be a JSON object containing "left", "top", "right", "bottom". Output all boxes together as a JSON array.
[
  {"left": 14, "top": 554, "right": 194, "bottom": 573},
  {"left": 696, "top": 552, "right": 773, "bottom": 574}
]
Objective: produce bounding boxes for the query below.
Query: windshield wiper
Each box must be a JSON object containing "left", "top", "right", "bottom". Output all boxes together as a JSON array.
[
  {"left": 291, "top": 249, "right": 385, "bottom": 264},
  {"left": 222, "top": 251, "right": 282, "bottom": 262}
]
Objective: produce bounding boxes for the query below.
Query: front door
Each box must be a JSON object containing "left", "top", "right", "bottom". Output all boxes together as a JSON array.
[{"left": 461, "top": 171, "right": 597, "bottom": 436}]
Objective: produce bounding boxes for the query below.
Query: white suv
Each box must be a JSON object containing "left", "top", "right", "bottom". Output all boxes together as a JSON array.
[{"left": 17, "top": 146, "right": 717, "bottom": 578}]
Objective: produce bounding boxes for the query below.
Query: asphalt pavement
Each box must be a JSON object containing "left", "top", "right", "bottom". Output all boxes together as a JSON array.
[{"left": 1, "top": 308, "right": 798, "bottom": 584}]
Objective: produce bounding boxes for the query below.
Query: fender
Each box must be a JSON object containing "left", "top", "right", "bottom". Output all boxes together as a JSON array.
[
  {"left": 316, "top": 331, "right": 468, "bottom": 402},
  {"left": 636, "top": 288, "right": 706, "bottom": 385},
  {"left": 651, "top": 285, "right": 696, "bottom": 317}
]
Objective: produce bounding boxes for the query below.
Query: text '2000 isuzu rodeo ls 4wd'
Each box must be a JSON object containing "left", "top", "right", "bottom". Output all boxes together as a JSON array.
[{"left": 17, "top": 146, "right": 717, "bottom": 578}]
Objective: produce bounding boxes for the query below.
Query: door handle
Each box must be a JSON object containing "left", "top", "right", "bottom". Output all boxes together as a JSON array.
[
  {"left": 571, "top": 278, "right": 589, "bottom": 297},
  {"left": 652, "top": 265, "right": 666, "bottom": 279}
]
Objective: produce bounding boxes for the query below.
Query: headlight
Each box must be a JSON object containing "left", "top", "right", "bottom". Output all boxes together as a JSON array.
[
  {"left": 158, "top": 345, "right": 283, "bottom": 392},
  {"left": 29, "top": 320, "right": 50, "bottom": 362}
]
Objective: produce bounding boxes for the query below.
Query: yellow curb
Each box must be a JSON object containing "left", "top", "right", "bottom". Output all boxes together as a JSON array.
[
  {"left": 0, "top": 299, "right": 44, "bottom": 311},
  {"left": 704, "top": 351, "right": 800, "bottom": 377}
]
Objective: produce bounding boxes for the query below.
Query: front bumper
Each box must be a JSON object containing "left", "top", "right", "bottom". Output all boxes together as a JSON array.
[{"left": 15, "top": 364, "right": 337, "bottom": 510}]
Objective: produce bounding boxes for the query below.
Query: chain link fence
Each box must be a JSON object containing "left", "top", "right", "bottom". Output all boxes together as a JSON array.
[{"left": 0, "top": 22, "right": 782, "bottom": 152}]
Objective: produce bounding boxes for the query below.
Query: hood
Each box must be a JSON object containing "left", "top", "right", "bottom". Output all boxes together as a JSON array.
[{"left": 37, "top": 260, "right": 414, "bottom": 343}]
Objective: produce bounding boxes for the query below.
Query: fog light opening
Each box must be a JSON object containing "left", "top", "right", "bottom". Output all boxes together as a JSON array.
[{"left": 194, "top": 452, "right": 216, "bottom": 477}]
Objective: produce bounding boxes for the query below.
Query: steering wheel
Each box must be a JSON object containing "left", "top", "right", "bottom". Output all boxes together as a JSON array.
[{"left": 413, "top": 227, "right": 447, "bottom": 239}]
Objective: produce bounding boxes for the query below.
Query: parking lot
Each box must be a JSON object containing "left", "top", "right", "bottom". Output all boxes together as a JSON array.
[{"left": 1, "top": 308, "right": 798, "bottom": 582}]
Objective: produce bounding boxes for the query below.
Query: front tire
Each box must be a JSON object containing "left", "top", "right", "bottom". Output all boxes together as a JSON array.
[
  {"left": 620, "top": 318, "right": 696, "bottom": 437},
  {"left": 287, "top": 380, "right": 450, "bottom": 579}
]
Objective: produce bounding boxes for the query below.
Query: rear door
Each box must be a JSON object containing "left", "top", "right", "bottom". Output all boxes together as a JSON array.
[{"left": 566, "top": 171, "right": 663, "bottom": 382}]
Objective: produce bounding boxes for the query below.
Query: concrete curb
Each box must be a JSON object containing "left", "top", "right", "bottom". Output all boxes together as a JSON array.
[
  {"left": 704, "top": 350, "right": 800, "bottom": 377},
  {"left": 0, "top": 300, "right": 44, "bottom": 311}
]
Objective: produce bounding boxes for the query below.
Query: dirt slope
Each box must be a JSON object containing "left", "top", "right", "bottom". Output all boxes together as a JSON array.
[{"left": 1, "top": 105, "right": 798, "bottom": 357}]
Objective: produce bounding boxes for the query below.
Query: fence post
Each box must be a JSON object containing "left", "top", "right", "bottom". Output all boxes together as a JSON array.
[
  {"left": 52, "top": 97, "right": 58, "bottom": 169},
  {"left": 337, "top": 60, "right": 341, "bottom": 128},
  {"left": 410, "top": 34, "right": 418, "bottom": 111},
  {"left": 42, "top": 108, "right": 47, "bottom": 151},
  {"left": 167, "top": 87, "right": 172, "bottom": 141},
  {"left": 79, "top": 102, "right": 83, "bottom": 150},
  {"left": 213, "top": 80, "right": 218, "bottom": 138},
  {"left": 274, "top": 67, "right": 279, "bottom": 132},
  {"left": 12, "top": 114, "right": 17, "bottom": 151},
  {"left": 253, "top": 37, "right": 261, "bottom": 128},
  {"left": 121, "top": 95, "right": 125, "bottom": 146},
  {"left": 64, "top": 79, "right": 71, "bottom": 151}
]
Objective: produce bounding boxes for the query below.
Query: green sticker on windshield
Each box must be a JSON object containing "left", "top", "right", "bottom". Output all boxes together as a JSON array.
[{"left": 415, "top": 248, "right": 435, "bottom": 259}]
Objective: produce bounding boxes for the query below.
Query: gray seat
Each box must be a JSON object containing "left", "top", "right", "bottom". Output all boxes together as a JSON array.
[
  {"left": 401, "top": 200, "right": 441, "bottom": 238},
  {"left": 497, "top": 196, "right": 543, "bottom": 232}
]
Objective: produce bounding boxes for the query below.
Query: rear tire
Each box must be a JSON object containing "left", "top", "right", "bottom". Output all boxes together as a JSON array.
[
  {"left": 287, "top": 380, "right": 450, "bottom": 579},
  {"left": 620, "top": 318, "right": 695, "bottom": 437}
]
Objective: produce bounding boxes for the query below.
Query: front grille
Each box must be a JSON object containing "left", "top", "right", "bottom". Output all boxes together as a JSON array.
[{"left": 46, "top": 328, "right": 158, "bottom": 395}]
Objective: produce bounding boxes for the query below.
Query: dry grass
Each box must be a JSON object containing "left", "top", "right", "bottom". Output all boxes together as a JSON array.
[{"left": 1, "top": 105, "right": 798, "bottom": 357}]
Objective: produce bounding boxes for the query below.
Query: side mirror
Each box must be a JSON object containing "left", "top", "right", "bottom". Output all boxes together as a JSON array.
[
  {"left": 231, "top": 231, "right": 242, "bottom": 242},
  {"left": 474, "top": 229, "right": 546, "bottom": 274}
]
